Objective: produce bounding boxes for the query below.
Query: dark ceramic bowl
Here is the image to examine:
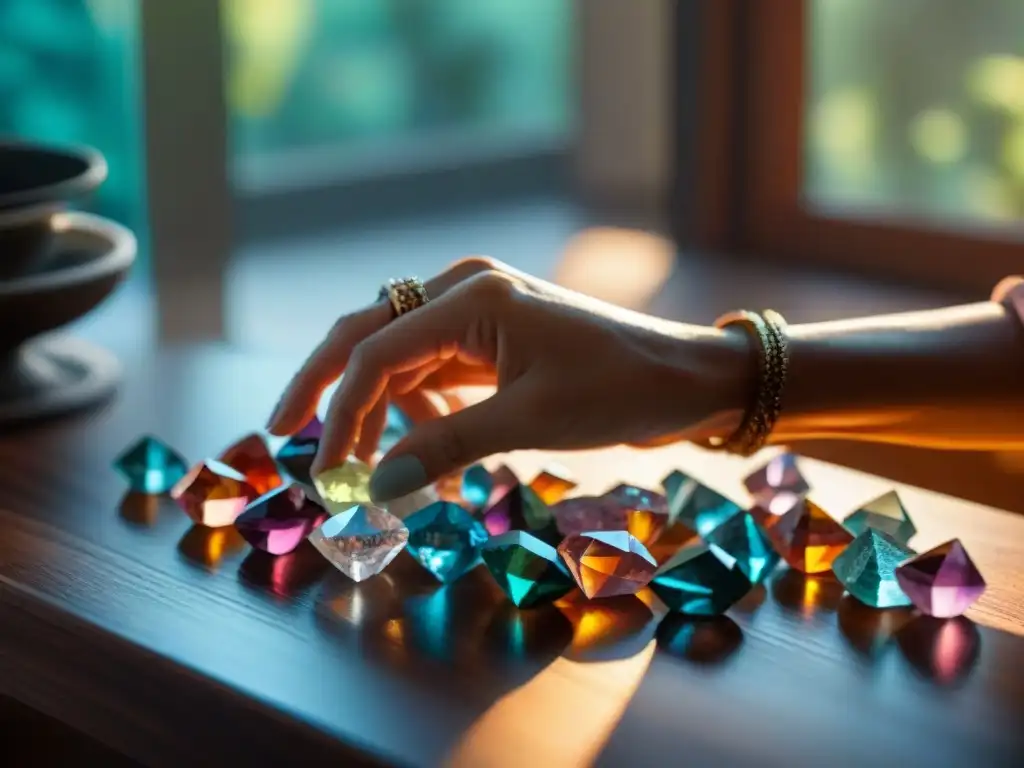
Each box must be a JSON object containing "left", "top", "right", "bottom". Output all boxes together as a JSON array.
[
  {"left": 0, "top": 142, "right": 108, "bottom": 279},
  {"left": 0, "top": 212, "right": 134, "bottom": 353}
]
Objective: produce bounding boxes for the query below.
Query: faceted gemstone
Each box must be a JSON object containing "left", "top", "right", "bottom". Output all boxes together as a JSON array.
[
  {"left": 765, "top": 496, "right": 854, "bottom": 574},
  {"left": 462, "top": 464, "right": 493, "bottom": 508},
  {"left": 487, "top": 464, "right": 520, "bottom": 507},
  {"left": 552, "top": 495, "right": 667, "bottom": 547},
  {"left": 607, "top": 484, "right": 669, "bottom": 517},
  {"left": 557, "top": 531, "right": 658, "bottom": 599},
  {"left": 647, "top": 518, "right": 701, "bottom": 566},
  {"left": 312, "top": 459, "right": 373, "bottom": 512},
  {"left": 379, "top": 404, "right": 413, "bottom": 453},
  {"left": 743, "top": 452, "right": 809, "bottom": 504},
  {"left": 843, "top": 490, "right": 916, "bottom": 546},
  {"left": 748, "top": 491, "right": 805, "bottom": 532},
  {"left": 530, "top": 465, "right": 578, "bottom": 504},
  {"left": 235, "top": 483, "right": 327, "bottom": 555},
  {"left": 479, "top": 483, "right": 560, "bottom": 545},
  {"left": 650, "top": 543, "right": 753, "bottom": 615},
  {"left": 895, "top": 539, "right": 986, "bottom": 618},
  {"left": 661, "top": 469, "right": 694, "bottom": 505},
  {"left": 218, "top": 433, "right": 283, "bottom": 495},
  {"left": 275, "top": 417, "right": 322, "bottom": 484},
  {"left": 171, "top": 459, "right": 258, "bottom": 527},
  {"left": 704, "top": 511, "right": 779, "bottom": 584},
  {"left": 308, "top": 504, "right": 408, "bottom": 582},
  {"left": 405, "top": 501, "right": 490, "bottom": 583},
  {"left": 832, "top": 529, "right": 915, "bottom": 609},
  {"left": 669, "top": 482, "right": 742, "bottom": 537},
  {"left": 481, "top": 530, "right": 576, "bottom": 608},
  {"left": 113, "top": 435, "right": 189, "bottom": 494}
]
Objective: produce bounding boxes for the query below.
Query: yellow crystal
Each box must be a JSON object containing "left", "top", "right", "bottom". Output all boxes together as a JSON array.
[{"left": 313, "top": 459, "right": 372, "bottom": 512}]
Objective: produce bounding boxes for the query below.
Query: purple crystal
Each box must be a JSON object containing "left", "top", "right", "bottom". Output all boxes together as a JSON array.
[
  {"left": 235, "top": 483, "right": 327, "bottom": 555},
  {"left": 553, "top": 496, "right": 631, "bottom": 537},
  {"left": 895, "top": 539, "right": 986, "bottom": 618},
  {"left": 294, "top": 416, "right": 324, "bottom": 442},
  {"left": 744, "top": 453, "right": 809, "bottom": 503},
  {"left": 606, "top": 483, "right": 668, "bottom": 515}
]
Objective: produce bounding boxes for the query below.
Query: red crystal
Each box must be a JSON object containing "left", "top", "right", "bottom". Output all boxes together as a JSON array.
[{"left": 219, "top": 433, "right": 283, "bottom": 495}]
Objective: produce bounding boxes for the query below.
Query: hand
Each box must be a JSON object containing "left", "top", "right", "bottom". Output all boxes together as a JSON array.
[{"left": 267, "top": 257, "right": 750, "bottom": 501}]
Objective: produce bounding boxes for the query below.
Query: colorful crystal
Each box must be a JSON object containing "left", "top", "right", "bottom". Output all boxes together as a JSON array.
[
  {"left": 275, "top": 417, "right": 322, "bottom": 484},
  {"left": 765, "top": 497, "right": 854, "bottom": 574},
  {"left": 832, "top": 529, "right": 915, "bottom": 608},
  {"left": 487, "top": 464, "right": 519, "bottom": 506},
  {"left": 312, "top": 459, "right": 373, "bottom": 512},
  {"left": 481, "top": 530, "right": 576, "bottom": 608},
  {"left": 218, "top": 433, "right": 283, "bottom": 495},
  {"left": 113, "top": 435, "right": 189, "bottom": 494},
  {"left": 530, "top": 465, "right": 578, "bottom": 504},
  {"left": 669, "top": 482, "right": 742, "bottom": 537},
  {"left": 308, "top": 504, "right": 408, "bottom": 582},
  {"left": 379, "top": 404, "right": 413, "bottom": 453},
  {"left": 479, "top": 483, "right": 560, "bottom": 545},
  {"left": 650, "top": 543, "right": 753, "bottom": 615},
  {"left": 743, "top": 452, "right": 809, "bottom": 503},
  {"left": 647, "top": 518, "right": 701, "bottom": 565},
  {"left": 895, "top": 539, "right": 986, "bottom": 618},
  {"left": 748, "top": 491, "right": 804, "bottom": 532},
  {"left": 171, "top": 459, "right": 257, "bottom": 527},
  {"left": 557, "top": 531, "right": 657, "bottom": 599},
  {"left": 405, "top": 501, "right": 490, "bottom": 583},
  {"left": 552, "top": 495, "right": 666, "bottom": 547},
  {"left": 235, "top": 483, "right": 326, "bottom": 555},
  {"left": 607, "top": 483, "right": 669, "bottom": 516},
  {"left": 661, "top": 469, "right": 693, "bottom": 504},
  {"left": 462, "top": 464, "right": 493, "bottom": 508},
  {"left": 704, "top": 511, "right": 779, "bottom": 584},
  {"left": 843, "top": 490, "right": 916, "bottom": 546}
]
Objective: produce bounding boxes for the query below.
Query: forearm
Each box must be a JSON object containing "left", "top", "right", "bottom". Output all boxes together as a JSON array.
[{"left": 772, "top": 301, "right": 1024, "bottom": 449}]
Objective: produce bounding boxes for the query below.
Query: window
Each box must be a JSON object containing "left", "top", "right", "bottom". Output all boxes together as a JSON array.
[{"left": 730, "top": 0, "right": 1024, "bottom": 291}]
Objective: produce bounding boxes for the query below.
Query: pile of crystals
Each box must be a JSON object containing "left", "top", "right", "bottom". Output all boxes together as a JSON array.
[{"left": 113, "top": 414, "right": 986, "bottom": 621}]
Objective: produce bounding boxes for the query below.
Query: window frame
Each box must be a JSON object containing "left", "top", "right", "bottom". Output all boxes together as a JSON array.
[{"left": 718, "top": 0, "right": 1023, "bottom": 293}]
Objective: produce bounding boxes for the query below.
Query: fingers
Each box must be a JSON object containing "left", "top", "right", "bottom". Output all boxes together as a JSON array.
[
  {"left": 266, "top": 256, "right": 501, "bottom": 436},
  {"left": 311, "top": 272, "right": 514, "bottom": 476},
  {"left": 354, "top": 395, "right": 388, "bottom": 463},
  {"left": 368, "top": 389, "right": 528, "bottom": 502}
]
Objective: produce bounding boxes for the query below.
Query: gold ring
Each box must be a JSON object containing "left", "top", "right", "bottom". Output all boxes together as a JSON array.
[{"left": 378, "top": 277, "right": 429, "bottom": 318}]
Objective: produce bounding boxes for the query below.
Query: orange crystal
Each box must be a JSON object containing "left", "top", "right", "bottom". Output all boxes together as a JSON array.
[
  {"left": 529, "top": 465, "right": 578, "bottom": 504},
  {"left": 218, "top": 433, "right": 283, "bottom": 495},
  {"left": 765, "top": 497, "right": 853, "bottom": 574},
  {"left": 171, "top": 459, "right": 258, "bottom": 528},
  {"left": 557, "top": 531, "right": 657, "bottom": 599}
]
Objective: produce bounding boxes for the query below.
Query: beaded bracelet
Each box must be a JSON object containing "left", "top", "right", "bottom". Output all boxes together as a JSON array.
[{"left": 708, "top": 309, "right": 790, "bottom": 457}]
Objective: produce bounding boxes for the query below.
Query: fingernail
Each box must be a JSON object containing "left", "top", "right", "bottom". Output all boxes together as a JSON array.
[{"left": 369, "top": 455, "right": 428, "bottom": 502}]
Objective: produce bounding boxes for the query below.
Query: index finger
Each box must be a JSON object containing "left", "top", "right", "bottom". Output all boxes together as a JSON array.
[{"left": 266, "top": 257, "right": 499, "bottom": 436}]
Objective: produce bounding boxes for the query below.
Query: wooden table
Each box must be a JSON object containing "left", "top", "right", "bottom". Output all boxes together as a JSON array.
[{"left": 1, "top": 344, "right": 1022, "bottom": 767}]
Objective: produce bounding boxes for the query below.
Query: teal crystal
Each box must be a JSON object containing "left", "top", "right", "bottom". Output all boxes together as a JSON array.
[
  {"left": 704, "top": 511, "right": 779, "bottom": 584},
  {"left": 113, "top": 436, "right": 189, "bottom": 494},
  {"left": 405, "top": 501, "right": 489, "bottom": 583},
  {"left": 379, "top": 404, "right": 413, "bottom": 453},
  {"left": 462, "top": 464, "right": 493, "bottom": 509},
  {"left": 650, "top": 543, "right": 753, "bottom": 616},
  {"left": 670, "top": 482, "right": 742, "bottom": 537},
  {"left": 843, "top": 490, "right": 916, "bottom": 546},
  {"left": 481, "top": 530, "right": 576, "bottom": 608},
  {"left": 661, "top": 469, "right": 693, "bottom": 504},
  {"left": 832, "top": 529, "right": 915, "bottom": 609}
]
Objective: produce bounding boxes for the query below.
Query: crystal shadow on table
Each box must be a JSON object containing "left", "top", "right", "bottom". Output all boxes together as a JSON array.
[
  {"left": 118, "top": 490, "right": 172, "bottom": 528},
  {"left": 176, "top": 524, "right": 248, "bottom": 571},
  {"left": 237, "top": 541, "right": 331, "bottom": 601},
  {"left": 314, "top": 552, "right": 573, "bottom": 696},
  {"left": 656, "top": 614, "right": 744, "bottom": 666},
  {"left": 555, "top": 590, "right": 668, "bottom": 663},
  {"left": 770, "top": 566, "right": 846, "bottom": 618},
  {"left": 895, "top": 614, "right": 981, "bottom": 688}
]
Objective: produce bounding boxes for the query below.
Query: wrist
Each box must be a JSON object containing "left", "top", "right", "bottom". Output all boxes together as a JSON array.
[{"left": 675, "top": 325, "right": 756, "bottom": 444}]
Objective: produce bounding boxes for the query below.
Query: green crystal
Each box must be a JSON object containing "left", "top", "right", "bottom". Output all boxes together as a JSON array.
[
  {"left": 669, "top": 482, "right": 742, "bottom": 537},
  {"left": 113, "top": 436, "right": 189, "bottom": 494},
  {"left": 481, "top": 530, "right": 575, "bottom": 608},
  {"left": 650, "top": 542, "right": 753, "bottom": 616},
  {"left": 843, "top": 490, "right": 916, "bottom": 546},
  {"left": 661, "top": 469, "right": 693, "bottom": 505},
  {"left": 832, "top": 529, "right": 915, "bottom": 609},
  {"left": 704, "top": 511, "right": 779, "bottom": 584}
]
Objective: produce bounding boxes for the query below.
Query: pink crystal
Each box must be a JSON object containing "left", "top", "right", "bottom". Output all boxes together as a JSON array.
[
  {"left": 606, "top": 483, "right": 668, "bottom": 515},
  {"left": 235, "top": 484, "right": 327, "bottom": 555},
  {"left": 294, "top": 416, "right": 324, "bottom": 442},
  {"left": 553, "top": 496, "right": 630, "bottom": 537},
  {"left": 895, "top": 539, "right": 986, "bottom": 618},
  {"left": 744, "top": 453, "right": 809, "bottom": 503},
  {"left": 557, "top": 531, "right": 657, "bottom": 599}
]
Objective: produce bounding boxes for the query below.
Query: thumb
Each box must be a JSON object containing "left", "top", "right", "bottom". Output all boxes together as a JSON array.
[{"left": 368, "top": 391, "right": 527, "bottom": 502}]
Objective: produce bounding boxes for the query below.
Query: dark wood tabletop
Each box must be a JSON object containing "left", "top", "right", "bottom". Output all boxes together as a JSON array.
[{"left": 1, "top": 342, "right": 1023, "bottom": 768}]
